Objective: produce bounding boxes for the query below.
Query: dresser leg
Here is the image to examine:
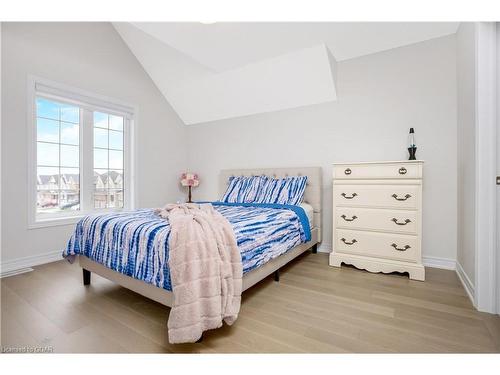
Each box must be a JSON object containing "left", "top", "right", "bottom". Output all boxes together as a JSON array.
[
  {"left": 274, "top": 270, "right": 280, "bottom": 282},
  {"left": 311, "top": 244, "right": 318, "bottom": 254},
  {"left": 408, "top": 266, "right": 426, "bottom": 281},
  {"left": 82, "top": 269, "right": 91, "bottom": 286},
  {"left": 329, "top": 253, "right": 342, "bottom": 267}
]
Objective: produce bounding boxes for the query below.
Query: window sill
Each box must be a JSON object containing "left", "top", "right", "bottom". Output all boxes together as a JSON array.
[
  {"left": 28, "top": 207, "right": 131, "bottom": 229},
  {"left": 28, "top": 215, "right": 83, "bottom": 229}
]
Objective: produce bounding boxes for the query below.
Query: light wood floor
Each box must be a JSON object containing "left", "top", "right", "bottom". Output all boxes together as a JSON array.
[{"left": 1, "top": 252, "right": 499, "bottom": 353}]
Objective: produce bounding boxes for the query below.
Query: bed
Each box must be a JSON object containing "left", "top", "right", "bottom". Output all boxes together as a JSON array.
[{"left": 69, "top": 167, "right": 322, "bottom": 308}]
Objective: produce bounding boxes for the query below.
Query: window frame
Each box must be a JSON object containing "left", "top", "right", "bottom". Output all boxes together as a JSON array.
[{"left": 27, "top": 76, "right": 136, "bottom": 229}]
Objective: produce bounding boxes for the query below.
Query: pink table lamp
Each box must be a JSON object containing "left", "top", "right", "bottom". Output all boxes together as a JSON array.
[{"left": 180, "top": 173, "right": 199, "bottom": 203}]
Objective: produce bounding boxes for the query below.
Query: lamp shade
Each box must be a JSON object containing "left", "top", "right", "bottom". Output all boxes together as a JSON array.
[{"left": 180, "top": 172, "right": 199, "bottom": 187}]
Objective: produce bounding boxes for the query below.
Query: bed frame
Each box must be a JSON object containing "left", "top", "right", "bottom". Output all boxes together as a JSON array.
[{"left": 78, "top": 167, "right": 322, "bottom": 308}]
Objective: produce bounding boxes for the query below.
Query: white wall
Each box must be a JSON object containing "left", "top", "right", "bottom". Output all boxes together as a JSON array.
[
  {"left": 456, "top": 23, "right": 477, "bottom": 287},
  {"left": 187, "top": 35, "right": 458, "bottom": 262},
  {"left": 1, "top": 23, "right": 187, "bottom": 267}
]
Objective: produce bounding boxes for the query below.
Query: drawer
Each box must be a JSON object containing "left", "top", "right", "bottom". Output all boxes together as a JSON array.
[
  {"left": 333, "top": 163, "right": 422, "bottom": 179},
  {"left": 335, "top": 229, "right": 419, "bottom": 263},
  {"left": 333, "top": 184, "right": 420, "bottom": 209},
  {"left": 335, "top": 207, "right": 418, "bottom": 234}
]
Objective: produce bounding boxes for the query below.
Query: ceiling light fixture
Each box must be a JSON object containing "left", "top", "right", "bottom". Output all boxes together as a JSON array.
[{"left": 199, "top": 21, "right": 217, "bottom": 25}]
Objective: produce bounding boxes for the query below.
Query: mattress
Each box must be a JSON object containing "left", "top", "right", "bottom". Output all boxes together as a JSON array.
[{"left": 64, "top": 202, "right": 311, "bottom": 292}]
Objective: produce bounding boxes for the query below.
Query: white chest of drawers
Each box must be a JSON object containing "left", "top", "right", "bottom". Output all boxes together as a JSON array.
[{"left": 329, "top": 161, "right": 425, "bottom": 281}]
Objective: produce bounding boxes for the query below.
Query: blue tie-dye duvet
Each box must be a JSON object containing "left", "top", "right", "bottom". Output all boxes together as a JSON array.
[{"left": 63, "top": 202, "right": 311, "bottom": 291}]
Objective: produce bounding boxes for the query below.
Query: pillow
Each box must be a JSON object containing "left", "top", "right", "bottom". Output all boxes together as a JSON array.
[
  {"left": 222, "top": 174, "right": 308, "bottom": 205},
  {"left": 275, "top": 176, "right": 308, "bottom": 205},
  {"left": 221, "top": 175, "right": 268, "bottom": 203},
  {"left": 255, "top": 175, "right": 308, "bottom": 205},
  {"left": 255, "top": 177, "right": 280, "bottom": 203}
]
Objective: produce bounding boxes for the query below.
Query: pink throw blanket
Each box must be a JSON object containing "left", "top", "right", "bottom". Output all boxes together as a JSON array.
[{"left": 155, "top": 203, "right": 243, "bottom": 344}]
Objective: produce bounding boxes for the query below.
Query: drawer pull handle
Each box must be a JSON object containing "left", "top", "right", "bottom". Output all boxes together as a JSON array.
[
  {"left": 344, "top": 168, "right": 352, "bottom": 175},
  {"left": 341, "top": 238, "right": 357, "bottom": 245},
  {"left": 341, "top": 192, "right": 358, "bottom": 199},
  {"left": 391, "top": 243, "right": 411, "bottom": 251},
  {"left": 399, "top": 167, "right": 408, "bottom": 175},
  {"left": 392, "top": 193, "right": 411, "bottom": 201},
  {"left": 391, "top": 218, "right": 411, "bottom": 226},
  {"left": 341, "top": 215, "right": 358, "bottom": 222}
]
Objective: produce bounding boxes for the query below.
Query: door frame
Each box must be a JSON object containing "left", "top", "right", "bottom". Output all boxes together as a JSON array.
[
  {"left": 496, "top": 22, "right": 500, "bottom": 316},
  {"left": 474, "top": 22, "right": 498, "bottom": 314}
]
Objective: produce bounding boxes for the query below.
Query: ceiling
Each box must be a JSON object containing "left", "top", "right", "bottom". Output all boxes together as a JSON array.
[
  {"left": 131, "top": 22, "right": 459, "bottom": 72},
  {"left": 115, "top": 22, "right": 460, "bottom": 125},
  {"left": 115, "top": 22, "right": 338, "bottom": 124}
]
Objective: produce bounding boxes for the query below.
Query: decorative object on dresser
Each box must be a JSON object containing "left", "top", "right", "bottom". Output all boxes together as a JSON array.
[
  {"left": 330, "top": 161, "right": 425, "bottom": 281},
  {"left": 180, "top": 172, "right": 200, "bottom": 203},
  {"left": 407, "top": 128, "right": 417, "bottom": 160}
]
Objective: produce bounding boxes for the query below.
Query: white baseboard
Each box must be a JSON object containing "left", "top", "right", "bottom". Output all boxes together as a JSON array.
[
  {"left": 456, "top": 261, "right": 475, "bottom": 306},
  {"left": 422, "top": 256, "right": 456, "bottom": 270},
  {"left": 1, "top": 250, "right": 63, "bottom": 278},
  {"left": 317, "top": 243, "right": 332, "bottom": 254},
  {"left": 0, "top": 267, "right": 35, "bottom": 278}
]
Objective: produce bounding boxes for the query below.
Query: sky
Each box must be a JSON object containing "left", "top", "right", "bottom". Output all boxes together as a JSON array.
[{"left": 36, "top": 98, "right": 124, "bottom": 177}]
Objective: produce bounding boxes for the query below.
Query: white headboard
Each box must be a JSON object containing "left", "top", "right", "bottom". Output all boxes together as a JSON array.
[{"left": 219, "top": 167, "right": 322, "bottom": 241}]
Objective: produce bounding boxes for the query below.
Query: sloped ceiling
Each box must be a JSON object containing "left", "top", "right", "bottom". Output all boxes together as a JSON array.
[
  {"left": 114, "top": 22, "right": 459, "bottom": 125},
  {"left": 168, "top": 44, "right": 337, "bottom": 124},
  {"left": 129, "top": 22, "right": 459, "bottom": 71}
]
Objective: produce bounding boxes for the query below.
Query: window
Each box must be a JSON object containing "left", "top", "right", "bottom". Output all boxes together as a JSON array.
[
  {"left": 93, "top": 112, "right": 124, "bottom": 209},
  {"left": 29, "top": 78, "right": 134, "bottom": 227},
  {"left": 36, "top": 98, "right": 81, "bottom": 214}
]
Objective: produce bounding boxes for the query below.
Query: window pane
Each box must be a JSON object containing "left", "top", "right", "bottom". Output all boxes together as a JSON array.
[
  {"left": 37, "top": 142, "right": 59, "bottom": 166},
  {"left": 117, "top": 190, "right": 124, "bottom": 208},
  {"left": 37, "top": 166, "right": 59, "bottom": 190},
  {"left": 90, "top": 110, "right": 126, "bottom": 211},
  {"left": 60, "top": 145, "right": 79, "bottom": 167},
  {"left": 109, "top": 130, "right": 123, "bottom": 150},
  {"left": 94, "top": 112, "right": 108, "bottom": 128},
  {"left": 94, "top": 169, "right": 109, "bottom": 189},
  {"left": 93, "top": 190, "right": 108, "bottom": 209},
  {"left": 35, "top": 97, "right": 81, "bottom": 215},
  {"left": 37, "top": 190, "right": 59, "bottom": 213},
  {"left": 108, "top": 190, "right": 124, "bottom": 208},
  {"left": 94, "top": 128, "right": 108, "bottom": 148},
  {"left": 109, "top": 115, "right": 123, "bottom": 131},
  {"left": 61, "top": 123, "right": 79, "bottom": 145},
  {"left": 60, "top": 167, "right": 80, "bottom": 211},
  {"left": 36, "top": 98, "right": 59, "bottom": 120},
  {"left": 37, "top": 118, "right": 59, "bottom": 143},
  {"left": 110, "top": 169, "right": 123, "bottom": 189},
  {"left": 109, "top": 150, "right": 123, "bottom": 169},
  {"left": 107, "top": 173, "right": 116, "bottom": 189},
  {"left": 61, "top": 167, "right": 80, "bottom": 187},
  {"left": 37, "top": 166, "right": 59, "bottom": 214},
  {"left": 93, "top": 169, "right": 108, "bottom": 209},
  {"left": 94, "top": 148, "right": 108, "bottom": 169},
  {"left": 60, "top": 105, "right": 79, "bottom": 123}
]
